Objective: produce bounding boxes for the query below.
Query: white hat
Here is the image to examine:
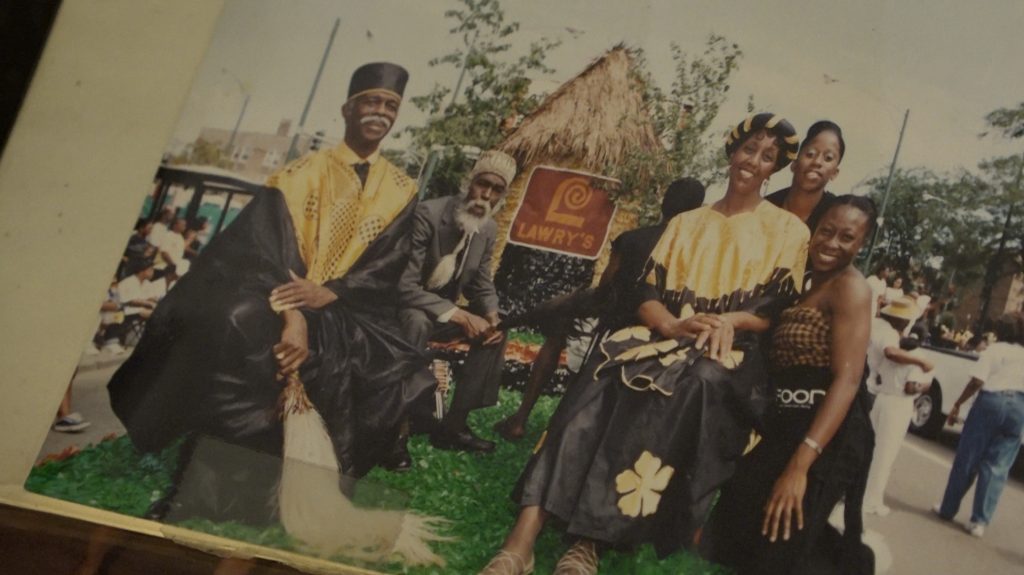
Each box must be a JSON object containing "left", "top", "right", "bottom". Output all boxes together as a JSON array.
[
  {"left": 880, "top": 296, "right": 920, "bottom": 321},
  {"left": 469, "top": 150, "right": 517, "bottom": 187}
]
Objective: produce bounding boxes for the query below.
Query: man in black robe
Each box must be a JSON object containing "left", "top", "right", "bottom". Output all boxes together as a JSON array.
[{"left": 108, "top": 62, "right": 429, "bottom": 523}]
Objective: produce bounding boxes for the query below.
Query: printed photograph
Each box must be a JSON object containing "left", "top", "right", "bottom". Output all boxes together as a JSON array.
[{"left": 23, "top": 1, "right": 1024, "bottom": 573}]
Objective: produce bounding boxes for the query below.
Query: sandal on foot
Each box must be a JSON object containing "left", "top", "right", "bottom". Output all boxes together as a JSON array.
[
  {"left": 553, "top": 540, "right": 599, "bottom": 575},
  {"left": 478, "top": 550, "right": 534, "bottom": 575}
]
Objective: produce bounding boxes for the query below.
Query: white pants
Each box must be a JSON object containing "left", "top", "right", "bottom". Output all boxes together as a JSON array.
[{"left": 864, "top": 393, "right": 915, "bottom": 510}]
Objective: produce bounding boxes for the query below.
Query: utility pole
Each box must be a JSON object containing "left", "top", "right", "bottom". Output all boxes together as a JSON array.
[
  {"left": 226, "top": 93, "right": 250, "bottom": 155},
  {"left": 286, "top": 17, "right": 340, "bottom": 163},
  {"left": 221, "top": 68, "right": 249, "bottom": 158},
  {"left": 417, "top": 30, "right": 480, "bottom": 197},
  {"left": 447, "top": 29, "right": 479, "bottom": 111},
  {"left": 863, "top": 109, "right": 910, "bottom": 274}
]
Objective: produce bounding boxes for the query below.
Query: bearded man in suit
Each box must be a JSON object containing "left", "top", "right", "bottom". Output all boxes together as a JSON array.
[{"left": 396, "top": 150, "right": 518, "bottom": 454}]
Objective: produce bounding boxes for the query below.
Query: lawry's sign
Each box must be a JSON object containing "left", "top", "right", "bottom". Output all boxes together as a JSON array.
[{"left": 507, "top": 165, "right": 618, "bottom": 259}]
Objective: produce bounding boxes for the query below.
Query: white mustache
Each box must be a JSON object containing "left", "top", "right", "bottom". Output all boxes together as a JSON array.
[
  {"left": 455, "top": 199, "right": 493, "bottom": 233},
  {"left": 360, "top": 115, "right": 392, "bottom": 130},
  {"left": 466, "top": 199, "right": 492, "bottom": 216}
]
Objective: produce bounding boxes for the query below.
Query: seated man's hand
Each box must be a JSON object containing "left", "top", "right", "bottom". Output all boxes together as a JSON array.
[
  {"left": 451, "top": 308, "right": 492, "bottom": 341},
  {"left": 270, "top": 270, "right": 338, "bottom": 311},
  {"left": 481, "top": 311, "right": 504, "bottom": 346},
  {"left": 274, "top": 309, "right": 309, "bottom": 381}
]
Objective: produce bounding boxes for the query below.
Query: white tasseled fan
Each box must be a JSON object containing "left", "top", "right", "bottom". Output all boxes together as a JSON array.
[{"left": 278, "top": 376, "right": 451, "bottom": 565}]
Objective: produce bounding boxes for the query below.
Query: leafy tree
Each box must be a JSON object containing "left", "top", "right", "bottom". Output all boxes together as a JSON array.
[
  {"left": 861, "top": 102, "right": 1024, "bottom": 330},
  {"left": 168, "top": 138, "right": 229, "bottom": 169},
  {"left": 975, "top": 104, "right": 1024, "bottom": 324},
  {"left": 977, "top": 102, "right": 1024, "bottom": 261},
  {"left": 405, "top": 2, "right": 745, "bottom": 221},
  {"left": 977, "top": 154, "right": 1024, "bottom": 254},
  {"left": 865, "top": 168, "right": 996, "bottom": 295},
  {"left": 609, "top": 35, "right": 745, "bottom": 224},
  {"left": 404, "top": 0, "right": 561, "bottom": 198},
  {"left": 379, "top": 148, "right": 422, "bottom": 179},
  {"left": 981, "top": 101, "right": 1024, "bottom": 139}
]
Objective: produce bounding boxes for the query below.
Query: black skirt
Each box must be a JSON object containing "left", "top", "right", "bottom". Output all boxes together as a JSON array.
[
  {"left": 513, "top": 331, "right": 770, "bottom": 557},
  {"left": 704, "top": 366, "right": 875, "bottom": 575}
]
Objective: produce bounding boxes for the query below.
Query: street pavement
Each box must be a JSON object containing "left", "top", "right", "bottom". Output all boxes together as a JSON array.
[
  {"left": 38, "top": 350, "right": 127, "bottom": 462},
  {"left": 863, "top": 433, "right": 1024, "bottom": 574},
  {"left": 34, "top": 351, "right": 1024, "bottom": 574}
]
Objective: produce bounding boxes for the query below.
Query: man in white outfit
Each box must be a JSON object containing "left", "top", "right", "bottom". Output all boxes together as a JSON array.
[
  {"left": 863, "top": 296, "right": 934, "bottom": 516},
  {"left": 156, "top": 216, "right": 191, "bottom": 277},
  {"left": 865, "top": 263, "right": 892, "bottom": 318}
]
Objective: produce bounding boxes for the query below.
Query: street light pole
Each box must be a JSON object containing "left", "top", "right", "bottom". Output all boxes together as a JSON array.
[
  {"left": 226, "top": 93, "right": 250, "bottom": 155},
  {"left": 417, "top": 146, "right": 443, "bottom": 200},
  {"left": 447, "top": 29, "right": 479, "bottom": 111},
  {"left": 221, "top": 68, "right": 249, "bottom": 158},
  {"left": 286, "top": 17, "right": 340, "bottom": 163},
  {"left": 863, "top": 109, "right": 910, "bottom": 274}
]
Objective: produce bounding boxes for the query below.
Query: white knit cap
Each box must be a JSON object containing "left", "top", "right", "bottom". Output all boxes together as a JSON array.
[{"left": 469, "top": 150, "right": 517, "bottom": 187}]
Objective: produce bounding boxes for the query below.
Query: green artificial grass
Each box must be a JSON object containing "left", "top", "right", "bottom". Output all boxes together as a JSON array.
[
  {"left": 26, "top": 434, "right": 181, "bottom": 517},
  {"left": 27, "top": 389, "right": 730, "bottom": 574}
]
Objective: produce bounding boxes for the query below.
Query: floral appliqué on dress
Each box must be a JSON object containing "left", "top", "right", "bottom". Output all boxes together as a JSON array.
[{"left": 615, "top": 450, "right": 675, "bottom": 517}]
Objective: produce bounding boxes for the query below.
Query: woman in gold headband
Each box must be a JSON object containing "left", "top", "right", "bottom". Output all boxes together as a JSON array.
[{"left": 480, "top": 113, "right": 808, "bottom": 575}]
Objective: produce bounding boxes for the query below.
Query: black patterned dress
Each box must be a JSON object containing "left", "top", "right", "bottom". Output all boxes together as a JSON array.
[
  {"left": 513, "top": 202, "right": 809, "bottom": 556},
  {"left": 705, "top": 306, "right": 875, "bottom": 574}
]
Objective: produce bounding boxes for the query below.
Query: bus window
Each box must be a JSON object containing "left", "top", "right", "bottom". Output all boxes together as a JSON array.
[
  {"left": 146, "top": 182, "right": 195, "bottom": 220},
  {"left": 194, "top": 189, "right": 230, "bottom": 248},
  {"left": 221, "top": 194, "right": 253, "bottom": 231}
]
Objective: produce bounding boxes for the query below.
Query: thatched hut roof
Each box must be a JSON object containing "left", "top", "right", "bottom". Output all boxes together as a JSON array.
[
  {"left": 490, "top": 46, "right": 659, "bottom": 293},
  {"left": 498, "top": 45, "right": 659, "bottom": 172}
]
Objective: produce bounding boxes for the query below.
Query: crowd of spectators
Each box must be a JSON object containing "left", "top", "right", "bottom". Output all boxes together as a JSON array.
[
  {"left": 86, "top": 209, "right": 208, "bottom": 355},
  {"left": 864, "top": 263, "right": 990, "bottom": 353},
  {"left": 59, "top": 208, "right": 208, "bottom": 433},
  {"left": 859, "top": 262, "right": 1020, "bottom": 542}
]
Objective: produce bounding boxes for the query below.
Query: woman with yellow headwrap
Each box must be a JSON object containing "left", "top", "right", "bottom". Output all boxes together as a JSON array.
[{"left": 479, "top": 113, "right": 808, "bottom": 575}]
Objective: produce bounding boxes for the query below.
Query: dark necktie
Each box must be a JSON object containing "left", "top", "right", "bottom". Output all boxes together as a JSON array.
[{"left": 353, "top": 162, "right": 370, "bottom": 188}]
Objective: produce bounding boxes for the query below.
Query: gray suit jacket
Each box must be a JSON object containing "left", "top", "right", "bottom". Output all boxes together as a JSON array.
[{"left": 397, "top": 196, "right": 500, "bottom": 319}]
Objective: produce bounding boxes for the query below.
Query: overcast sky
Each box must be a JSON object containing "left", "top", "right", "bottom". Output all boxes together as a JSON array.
[{"left": 169, "top": 0, "right": 1024, "bottom": 201}]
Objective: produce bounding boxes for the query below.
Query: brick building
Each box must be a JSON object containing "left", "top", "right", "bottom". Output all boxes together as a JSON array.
[{"left": 193, "top": 119, "right": 313, "bottom": 182}]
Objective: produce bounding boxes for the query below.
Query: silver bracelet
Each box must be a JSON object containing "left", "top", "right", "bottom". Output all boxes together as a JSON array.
[{"left": 803, "top": 436, "right": 823, "bottom": 455}]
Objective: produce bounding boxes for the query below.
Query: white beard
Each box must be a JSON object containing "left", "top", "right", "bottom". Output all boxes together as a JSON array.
[{"left": 454, "top": 204, "right": 488, "bottom": 234}]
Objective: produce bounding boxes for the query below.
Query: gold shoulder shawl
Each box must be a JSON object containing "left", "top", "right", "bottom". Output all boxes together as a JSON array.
[{"left": 267, "top": 146, "right": 416, "bottom": 285}]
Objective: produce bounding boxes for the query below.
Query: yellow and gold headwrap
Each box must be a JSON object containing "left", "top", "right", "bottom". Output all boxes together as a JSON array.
[{"left": 724, "top": 113, "right": 800, "bottom": 172}]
